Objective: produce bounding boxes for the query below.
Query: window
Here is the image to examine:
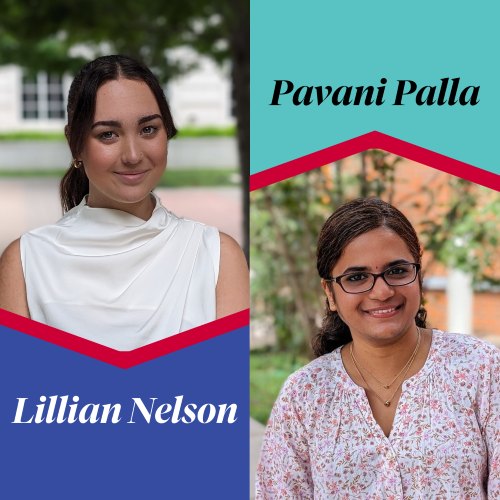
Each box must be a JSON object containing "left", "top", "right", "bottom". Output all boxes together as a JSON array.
[
  {"left": 22, "top": 72, "right": 65, "bottom": 120},
  {"left": 22, "top": 75, "right": 38, "bottom": 119}
]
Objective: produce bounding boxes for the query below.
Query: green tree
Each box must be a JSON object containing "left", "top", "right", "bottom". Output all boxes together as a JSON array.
[
  {"left": 0, "top": 0, "right": 249, "bottom": 257},
  {"left": 420, "top": 178, "right": 500, "bottom": 284}
]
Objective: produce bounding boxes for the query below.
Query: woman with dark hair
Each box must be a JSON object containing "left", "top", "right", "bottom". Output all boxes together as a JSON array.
[
  {"left": 0, "top": 55, "right": 249, "bottom": 350},
  {"left": 256, "top": 198, "right": 500, "bottom": 499}
]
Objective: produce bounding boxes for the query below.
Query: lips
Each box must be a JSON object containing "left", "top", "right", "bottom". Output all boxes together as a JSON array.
[
  {"left": 364, "top": 304, "right": 403, "bottom": 318},
  {"left": 114, "top": 170, "right": 150, "bottom": 183}
]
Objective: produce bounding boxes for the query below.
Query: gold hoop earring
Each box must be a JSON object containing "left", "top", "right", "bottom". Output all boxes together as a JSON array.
[{"left": 72, "top": 159, "right": 83, "bottom": 169}]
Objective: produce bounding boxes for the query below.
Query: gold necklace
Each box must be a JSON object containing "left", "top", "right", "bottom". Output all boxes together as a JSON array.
[
  {"left": 351, "top": 327, "right": 421, "bottom": 389},
  {"left": 349, "top": 328, "right": 421, "bottom": 407}
]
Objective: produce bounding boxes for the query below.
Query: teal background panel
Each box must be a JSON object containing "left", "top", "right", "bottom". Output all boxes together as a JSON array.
[{"left": 250, "top": 0, "right": 499, "bottom": 175}]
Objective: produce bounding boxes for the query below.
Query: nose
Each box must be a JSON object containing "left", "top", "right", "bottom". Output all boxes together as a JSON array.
[
  {"left": 367, "top": 274, "right": 395, "bottom": 301},
  {"left": 121, "top": 137, "right": 142, "bottom": 165}
]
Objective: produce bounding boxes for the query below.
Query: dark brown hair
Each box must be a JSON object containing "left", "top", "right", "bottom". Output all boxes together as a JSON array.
[
  {"left": 312, "top": 197, "right": 427, "bottom": 357},
  {"left": 60, "top": 55, "right": 177, "bottom": 212}
]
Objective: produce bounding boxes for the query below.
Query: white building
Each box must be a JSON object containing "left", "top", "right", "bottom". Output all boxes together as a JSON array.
[
  {"left": 0, "top": 48, "right": 234, "bottom": 132},
  {"left": 166, "top": 47, "right": 235, "bottom": 128}
]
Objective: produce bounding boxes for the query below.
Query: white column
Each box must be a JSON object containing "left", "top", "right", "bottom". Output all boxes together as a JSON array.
[{"left": 446, "top": 268, "right": 473, "bottom": 334}]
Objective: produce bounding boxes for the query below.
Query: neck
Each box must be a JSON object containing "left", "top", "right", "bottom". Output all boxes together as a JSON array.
[
  {"left": 86, "top": 187, "right": 155, "bottom": 221},
  {"left": 350, "top": 324, "right": 420, "bottom": 377}
]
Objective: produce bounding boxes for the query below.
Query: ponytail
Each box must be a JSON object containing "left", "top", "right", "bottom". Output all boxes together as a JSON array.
[
  {"left": 311, "top": 297, "right": 352, "bottom": 357},
  {"left": 60, "top": 164, "right": 89, "bottom": 213}
]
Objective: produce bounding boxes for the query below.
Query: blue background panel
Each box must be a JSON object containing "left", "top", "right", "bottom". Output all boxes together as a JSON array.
[{"left": 0, "top": 325, "right": 249, "bottom": 499}]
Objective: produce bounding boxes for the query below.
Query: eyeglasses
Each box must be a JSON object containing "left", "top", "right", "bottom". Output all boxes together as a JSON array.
[{"left": 324, "top": 263, "right": 420, "bottom": 294}]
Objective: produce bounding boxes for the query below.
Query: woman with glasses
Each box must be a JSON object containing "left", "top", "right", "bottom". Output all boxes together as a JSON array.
[{"left": 256, "top": 197, "right": 500, "bottom": 499}]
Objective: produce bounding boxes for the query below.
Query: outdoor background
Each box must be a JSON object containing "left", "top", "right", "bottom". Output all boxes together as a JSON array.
[
  {"left": 250, "top": 151, "right": 500, "bottom": 427},
  {"left": 0, "top": 1, "right": 249, "bottom": 256}
]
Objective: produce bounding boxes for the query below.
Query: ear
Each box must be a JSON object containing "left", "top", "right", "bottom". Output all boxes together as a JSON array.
[{"left": 321, "top": 280, "right": 337, "bottom": 312}]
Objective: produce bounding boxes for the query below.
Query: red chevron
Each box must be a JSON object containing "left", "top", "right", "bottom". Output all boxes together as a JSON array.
[{"left": 250, "top": 131, "right": 500, "bottom": 192}]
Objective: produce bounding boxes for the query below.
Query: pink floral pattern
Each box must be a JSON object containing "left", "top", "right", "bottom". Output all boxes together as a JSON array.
[{"left": 256, "top": 331, "right": 500, "bottom": 499}]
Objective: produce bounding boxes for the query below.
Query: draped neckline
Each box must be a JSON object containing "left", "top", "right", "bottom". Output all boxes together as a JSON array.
[
  {"left": 75, "top": 192, "right": 162, "bottom": 227},
  {"left": 37, "top": 191, "right": 179, "bottom": 257}
]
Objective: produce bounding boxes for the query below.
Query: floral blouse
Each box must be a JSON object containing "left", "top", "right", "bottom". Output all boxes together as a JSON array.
[{"left": 256, "top": 331, "right": 500, "bottom": 499}]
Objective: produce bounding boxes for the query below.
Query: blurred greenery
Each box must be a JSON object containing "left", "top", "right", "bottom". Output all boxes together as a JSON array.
[
  {"left": 157, "top": 169, "right": 239, "bottom": 187},
  {"left": 420, "top": 180, "right": 500, "bottom": 282},
  {"left": 0, "top": 0, "right": 244, "bottom": 77},
  {"left": 250, "top": 350, "right": 309, "bottom": 424},
  {"left": 0, "top": 169, "right": 66, "bottom": 177},
  {"left": 175, "top": 126, "right": 236, "bottom": 138},
  {"left": 0, "top": 168, "right": 239, "bottom": 187},
  {"left": 0, "top": 132, "right": 66, "bottom": 141},
  {"left": 0, "top": 126, "right": 236, "bottom": 141}
]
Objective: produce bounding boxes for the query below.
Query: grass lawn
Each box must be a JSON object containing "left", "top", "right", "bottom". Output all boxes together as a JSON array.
[
  {"left": 0, "top": 168, "right": 240, "bottom": 188},
  {"left": 157, "top": 169, "right": 239, "bottom": 188},
  {"left": 0, "top": 126, "right": 235, "bottom": 141},
  {"left": 250, "top": 350, "right": 310, "bottom": 425}
]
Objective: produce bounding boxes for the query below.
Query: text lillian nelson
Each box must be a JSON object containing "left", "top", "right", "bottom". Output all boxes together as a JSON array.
[{"left": 12, "top": 395, "right": 238, "bottom": 425}]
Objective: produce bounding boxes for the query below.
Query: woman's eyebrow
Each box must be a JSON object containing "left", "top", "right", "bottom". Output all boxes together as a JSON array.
[
  {"left": 342, "top": 259, "right": 411, "bottom": 274},
  {"left": 91, "top": 115, "right": 162, "bottom": 130},
  {"left": 386, "top": 259, "right": 412, "bottom": 267},
  {"left": 91, "top": 120, "right": 121, "bottom": 129},
  {"left": 342, "top": 265, "right": 369, "bottom": 274},
  {"left": 138, "top": 114, "right": 162, "bottom": 125}
]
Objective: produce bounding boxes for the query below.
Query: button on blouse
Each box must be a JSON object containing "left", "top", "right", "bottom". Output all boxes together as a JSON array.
[{"left": 256, "top": 330, "right": 500, "bottom": 499}]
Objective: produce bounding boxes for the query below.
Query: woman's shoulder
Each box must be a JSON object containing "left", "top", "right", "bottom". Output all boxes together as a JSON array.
[
  {"left": 0, "top": 238, "right": 29, "bottom": 317},
  {"left": 219, "top": 232, "right": 245, "bottom": 262},
  {"left": 163, "top": 207, "right": 217, "bottom": 232},
  {"left": 0, "top": 239, "right": 22, "bottom": 276},
  {"left": 21, "top": 203, "right": 81, "bottom": 241},
  {"left": 162, "top": 208, "right": 221, "bottom": 248},
  {"left": 215, "top": 231, "right": 249, "bottom": 317},
  {"left": 434, "top": 329, "right": 499, "bottom": 356},
  {"left": 433, "top": 329, "right": 500, "bottom": 371},
  {"left": 279, "top": 350, "right": 344, "bottom": 401}
]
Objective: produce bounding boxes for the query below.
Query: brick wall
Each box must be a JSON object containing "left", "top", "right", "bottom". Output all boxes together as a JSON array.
[{"left": 425, "top": 289, "right": 500, "bottom": 338}]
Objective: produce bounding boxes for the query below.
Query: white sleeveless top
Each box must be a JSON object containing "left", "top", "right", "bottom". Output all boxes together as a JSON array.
[{"left": 20, "top": 193, "right": 220, "bottom": 351}]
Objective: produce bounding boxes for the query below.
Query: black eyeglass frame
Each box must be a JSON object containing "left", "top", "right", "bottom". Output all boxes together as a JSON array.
[{"left": 324, "top": 263, "right": 421, "bottom": 294}]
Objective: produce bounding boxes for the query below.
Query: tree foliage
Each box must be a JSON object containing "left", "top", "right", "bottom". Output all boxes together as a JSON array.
[
  {"left": 420, "top": 178, "right": 500, "bottom": 284},
  {"left": 0, "top": 0, "right": 237, "bottom": 77}
]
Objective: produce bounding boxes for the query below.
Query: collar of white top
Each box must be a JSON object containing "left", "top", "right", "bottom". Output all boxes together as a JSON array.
[{"left": 78, "top": 192, "right": 163, "bottom": 227}]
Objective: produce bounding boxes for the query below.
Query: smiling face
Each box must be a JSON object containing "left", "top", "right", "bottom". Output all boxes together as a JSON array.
[
  {"left": 77, "top": 78, "right": 168, "bottom": 211},
  {"left": 321, "top": 227, "right": 422, "bottom": 344}
]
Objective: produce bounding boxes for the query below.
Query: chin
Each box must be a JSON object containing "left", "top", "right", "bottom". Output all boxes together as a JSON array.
[
  {"left": 365, "top": 320, "right": 415, "bottom": 340},
  {"left": 111, "top": 186, "right": 155, "bottom": 205}
]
